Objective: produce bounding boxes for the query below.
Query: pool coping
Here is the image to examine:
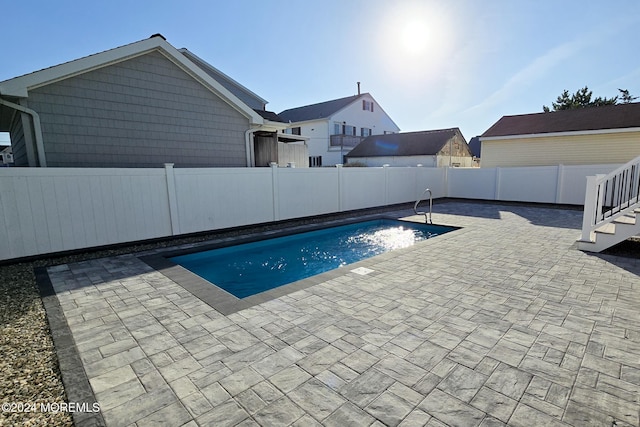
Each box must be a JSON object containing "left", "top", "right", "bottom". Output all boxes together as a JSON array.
[
  {"left": 35, "top": 267, "right": 107, "bottom": 427},
  {"left": 140, "top": 214, "right": 462, "bottom": 315}
]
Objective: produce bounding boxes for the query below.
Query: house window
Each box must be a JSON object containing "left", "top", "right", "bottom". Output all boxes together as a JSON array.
[
  {"left": 284, "top": 126, "right": 301, "bottom": 135},
  {"left": 333, "top": 122, "right": 356, "bottom": 135},
  {"left": 309, "top": 156, "right": 322, "bottom": 167},
  {"left": 362, "top": 100, "right": 374, "bottom": 112},
  {"left": 361, "top": 127, "right": 372, "bottom": 137}
]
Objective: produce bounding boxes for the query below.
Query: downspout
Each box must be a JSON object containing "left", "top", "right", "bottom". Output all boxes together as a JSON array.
[
  {"left": 245, "top": 128, "right": 256, "bottom": 167},
  {"left": 0, "top": 98, "right": 47, "bottom": 167}
]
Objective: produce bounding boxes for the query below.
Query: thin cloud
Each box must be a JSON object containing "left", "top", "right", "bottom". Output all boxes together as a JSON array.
[
  {"left": 601, "top": 66, "right": 640, "bottom": 89},
  {"left": 465, "top": 12, "right": 640, "bottom": 116},
  {"left": 464, "top": 39, "right": 586, "bottom": 114}
]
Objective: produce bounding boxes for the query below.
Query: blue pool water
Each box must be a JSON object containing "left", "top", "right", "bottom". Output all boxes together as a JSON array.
[{"left": 171, "top": 219, "right": 456, "bottom": 298}]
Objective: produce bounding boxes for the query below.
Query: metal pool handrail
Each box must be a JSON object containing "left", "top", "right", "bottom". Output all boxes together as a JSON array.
[{"left": 414, "top": 188, "right": 432, "bottom": 224}]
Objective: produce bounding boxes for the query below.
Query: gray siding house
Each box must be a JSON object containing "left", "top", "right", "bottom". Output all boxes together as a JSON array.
[{"left": 0, "top": 34, "right": 305, "bottom": 168}]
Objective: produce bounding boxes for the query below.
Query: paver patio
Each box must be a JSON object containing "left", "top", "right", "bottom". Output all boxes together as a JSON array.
[{"left": 40, "top": 201, "right": 640, "bottom": 426}]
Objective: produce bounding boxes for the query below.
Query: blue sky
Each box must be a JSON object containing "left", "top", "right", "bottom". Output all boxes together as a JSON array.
[{"left": 1, "top": 0, "right": 639, "bottom": 144}]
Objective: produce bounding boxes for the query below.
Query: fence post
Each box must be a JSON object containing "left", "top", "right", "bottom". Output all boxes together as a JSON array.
[
  {"left": 555, "top": 164, "right": 564, "bottom": 204},
  {"left": 383, "top": 164, "right": 389, "bottom": 205},
  {"left": 415, "top": 164, "right": 423, "bottom": 199},
  {"left": 444, "top": 166, "right": 449, "bottom": 198},
  {"left": 164, "top": 163, "right": 180, "bottom": 235},
  {"left": 494, "top": 167, "right": 501, "bottom": 200},
  {"left": 580, "top": 175, "right": 598, "bottom": 242},
  {"left": 270, "top": 162, "right": 280, "bottom": 221},
  {"left": 336, "top": 164, "right": 343, "bottom": 212}
]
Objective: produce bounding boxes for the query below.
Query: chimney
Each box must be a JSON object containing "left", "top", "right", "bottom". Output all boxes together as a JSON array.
[{"left": 357, "top": 82, "right": 361, "bottom": 95}]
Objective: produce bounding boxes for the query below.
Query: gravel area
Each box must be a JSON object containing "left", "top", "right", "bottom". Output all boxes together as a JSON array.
[
  {"left": 0, "top": 201, "right": 636, "bottom": 426},
  {"left": 0, "top": 260, "right": 72, "bottom": 427}
]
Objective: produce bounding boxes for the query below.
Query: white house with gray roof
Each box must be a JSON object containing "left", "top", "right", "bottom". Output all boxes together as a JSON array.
[
  {"left": 278, "top": 91, "right": 400, "bottom": 166},
  {"left": 0, "top": 34, "right": 307, "bottom": 168}
]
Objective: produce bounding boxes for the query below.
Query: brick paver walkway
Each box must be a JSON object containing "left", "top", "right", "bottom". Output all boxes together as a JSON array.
[{"left": 43, "top": 202, "right": 640, "bottom": 426}]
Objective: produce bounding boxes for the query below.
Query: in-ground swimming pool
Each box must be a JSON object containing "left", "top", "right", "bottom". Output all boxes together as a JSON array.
[{"left": 170, "top": 219, "right": 456, "bottom": 299}]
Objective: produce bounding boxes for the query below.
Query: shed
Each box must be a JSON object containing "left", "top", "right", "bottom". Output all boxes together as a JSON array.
[{"left": 345, "top": 128, "right": 472, "bottom": 167}]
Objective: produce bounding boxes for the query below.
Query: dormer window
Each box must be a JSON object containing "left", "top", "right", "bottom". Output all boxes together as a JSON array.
[{"left": 363, "top": 100, "right": 374, "bottom": 112}]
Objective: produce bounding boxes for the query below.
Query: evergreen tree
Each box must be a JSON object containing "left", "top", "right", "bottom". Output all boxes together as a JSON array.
[
  {"left": 543, "top": 86, "right": 624, "bottom": 112},
  {"left": 618, "top": 88, "right": 639, "bottom": 104}
]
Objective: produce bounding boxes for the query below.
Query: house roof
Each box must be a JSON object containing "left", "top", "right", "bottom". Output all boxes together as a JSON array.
[
  {"left": 278, "top": 94, "right": 367, "bottom": 122},
  {"left": 481, "top": 102, "right": 640, "bottom": 138},
  {"left": 254, "top": 109, "right": 285, "bottom": 122},
  {"left": 468, "top": 136, "right": 481, "bottom": 158},
  {"left": 178, "top": 48, "right": 267, "bottom": 110},
  {"left": 0, "top": 34, "right": 264, "bottom": 125},
  {"left": 346, "top": 128, "right": 462, "bottom": 157}
]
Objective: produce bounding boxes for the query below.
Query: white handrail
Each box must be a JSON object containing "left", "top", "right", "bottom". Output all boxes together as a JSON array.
[
  {"left": 581, "top": 154, "right": 640, "bottom": 242},
  {"left": 595, "top": 156, "right": 640, "bottom": 185},
  {"left": 594, "top": 158, "right": 640, "bottom": 225}
]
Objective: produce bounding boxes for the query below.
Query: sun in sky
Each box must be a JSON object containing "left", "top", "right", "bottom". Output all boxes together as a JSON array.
[
  {"left": 399, "top": 19, "right": 432, "bottom": 56},
  {"left": 376, "top": 2, "right": 452, "bottom": 94}
]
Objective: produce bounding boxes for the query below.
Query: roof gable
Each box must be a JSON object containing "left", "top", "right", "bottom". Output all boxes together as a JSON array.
[
  {"left": 279, "top": 94, "right": 365, "bottom": 122},
  {"left": 0, "top": 35, "right": 263, "bottom": 124},
  {"left": 482, "top": 103, "right": 640, "bottom": 138},
  {"left": 347, "top": 128, "right": 462, "bottom": 157},
  {"left": 178, "top": 48, "right": 267, "bottom": 111}
]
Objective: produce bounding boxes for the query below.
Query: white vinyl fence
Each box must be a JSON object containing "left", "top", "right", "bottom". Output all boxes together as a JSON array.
[{"left": 0, "top": 163, "right": 617, "bottom": 261}]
